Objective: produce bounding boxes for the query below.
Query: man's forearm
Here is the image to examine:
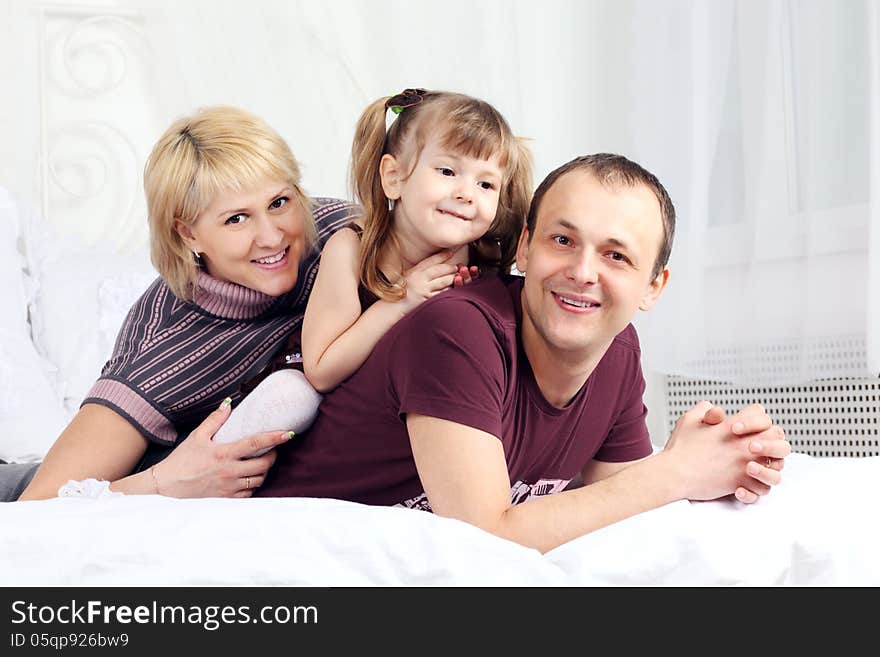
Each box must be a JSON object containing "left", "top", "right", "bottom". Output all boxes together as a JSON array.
[{"left": 489, "top": 452, "right": 683, "bottom": 553}]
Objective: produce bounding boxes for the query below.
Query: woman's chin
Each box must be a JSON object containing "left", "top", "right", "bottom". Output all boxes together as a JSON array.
[
  {"left": 261, "top": 274, "right": 299, "bottom": 297},
  {"left": 243, "top": 267, "right": 299, "bottom": 297}
]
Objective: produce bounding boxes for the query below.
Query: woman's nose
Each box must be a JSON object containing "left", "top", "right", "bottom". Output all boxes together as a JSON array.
[{"left": 254, "top": 214, "right": 285, "bottom": 247}]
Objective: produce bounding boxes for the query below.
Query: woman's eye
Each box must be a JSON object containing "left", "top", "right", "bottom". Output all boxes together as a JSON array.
[
  {"left": 270, "top": 196, "right": 289, "bottom": 210},
  {"left": 225, "top": 214, "right": 246, "bottom": 225},
  {"left": 438, "top": 167, "right": 455, "bottom": 176}
]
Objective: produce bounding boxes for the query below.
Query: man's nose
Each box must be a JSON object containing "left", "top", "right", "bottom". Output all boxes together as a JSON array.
[{"left": 567, "top": 251, "right": 599, "bottom": 285}]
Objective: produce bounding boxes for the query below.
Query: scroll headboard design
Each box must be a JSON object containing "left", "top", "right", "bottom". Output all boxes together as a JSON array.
[{"left": 37, "top": 2, "right": 158, "bottom": 254}]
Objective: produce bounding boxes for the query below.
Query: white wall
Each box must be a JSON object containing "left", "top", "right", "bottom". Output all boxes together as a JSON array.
[{"left": 5, "top": 0, "right": 868, "bottom": 442}]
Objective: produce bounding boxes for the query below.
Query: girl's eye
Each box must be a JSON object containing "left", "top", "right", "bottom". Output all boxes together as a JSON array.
[
  {"left": 552, "top": 235, "right": 571, "bottom": 246},
  {"left": 225, "top": 214, "right": 246, "bottom": 225},
  {"left": 270, "top": 196, "right": 289, "bottom": 210},
  {"left": 478, "top": 181, "right": 495, "bottom": 190},
  {"left": 438, "top": 167, "right": 455, "bottom": 176}
]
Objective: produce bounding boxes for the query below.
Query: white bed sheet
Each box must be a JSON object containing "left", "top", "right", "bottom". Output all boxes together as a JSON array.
[{"left": 3, "top": 454, "right": 878, "bottom": 586}]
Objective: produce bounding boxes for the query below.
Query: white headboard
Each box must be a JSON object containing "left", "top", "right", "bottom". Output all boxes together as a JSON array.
[{"left": 36, "top": 2, "right": 160, "bottom": 254}]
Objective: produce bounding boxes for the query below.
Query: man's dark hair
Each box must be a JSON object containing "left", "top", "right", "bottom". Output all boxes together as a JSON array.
[{"left": 525, "top": 153, "right": 676, "bottom": 279}]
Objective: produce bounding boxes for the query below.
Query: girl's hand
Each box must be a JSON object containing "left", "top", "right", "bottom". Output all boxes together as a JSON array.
[
  {"left": 402, "top": 251, "right": 459, "bottom": 311},
  {"left": 453, "top": 264, "right": 480, "bottom": 288}
]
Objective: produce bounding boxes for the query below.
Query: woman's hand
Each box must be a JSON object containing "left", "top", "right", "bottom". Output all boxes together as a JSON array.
[{"left": 151, "top": 400, "right": 294, "bottom": 498}]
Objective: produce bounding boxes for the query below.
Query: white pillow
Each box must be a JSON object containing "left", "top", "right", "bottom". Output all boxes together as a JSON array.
[
  {"left": 0, "top": 329, "right": 69, "bottom": 462},
  {"left": 27, "top": 247, "right": 157, "bottom": 415},
  {"left": 0, "top": 189, "right": 68, "bottom": 462},
  {"left": 0, "top": 188, "right": 33, "bottom": 339}
]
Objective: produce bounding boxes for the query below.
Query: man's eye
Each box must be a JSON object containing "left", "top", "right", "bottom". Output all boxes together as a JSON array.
[
  {"left": 552, "top": 235, "right": 571, "bottom": 246},
  {"left": 270, "top": 196, "right": 289, "bottom": 210},
  {"left": 438, "top": 167, "right": 455, "bottom": 176},
  {"left": 225, "top": 214, "right": 246, "bottom": 225},
  {"left": 608, "top": 252, "right": 628, "bottom": 262}
]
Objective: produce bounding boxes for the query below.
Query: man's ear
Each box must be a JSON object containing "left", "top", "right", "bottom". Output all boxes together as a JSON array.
[
  {"left": 379, "top": 154, "right": 403, "bottom": 200},
  {"left": 514, "top": 226, "right": 531, "bottom": 274},
  {"left": 639, "top": 267, "right": 670, "bottom": 311}
]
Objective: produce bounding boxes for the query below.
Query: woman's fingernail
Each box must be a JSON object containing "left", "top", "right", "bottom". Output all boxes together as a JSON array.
[
  {"left": 732, "top": 422, "right": 745, "bottom": 433},
  {"left": 750, "top": 441, "right": 763, "bottom": 452},
  {"left": 220, "top": 397, "right": 232, "bottom": 409},
  {"left": 748, "top": 462, "right": 761, "bottom": 476},
  {"left": 285, "top": 431, "right": 295, "bottom": 440}
]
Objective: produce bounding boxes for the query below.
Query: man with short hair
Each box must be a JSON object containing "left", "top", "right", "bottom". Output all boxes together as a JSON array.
[{"left": 259, "top": 153, "right": 790, "bottom": 553}]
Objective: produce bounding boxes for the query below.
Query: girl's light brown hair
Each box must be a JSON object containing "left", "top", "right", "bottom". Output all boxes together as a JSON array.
[
  {"left": 144, "top": 105, "right": 315, "bottom": 300},
  {"left": 350, "top": 90, "right": 533, "bottom": 301}
]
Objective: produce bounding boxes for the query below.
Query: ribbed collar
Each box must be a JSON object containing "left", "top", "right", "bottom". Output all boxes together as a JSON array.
[{"left": 191, "top": 270, "right": 276, "bottom": 320}]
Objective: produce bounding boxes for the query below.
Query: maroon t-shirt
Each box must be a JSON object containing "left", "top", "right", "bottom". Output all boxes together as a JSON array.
[{"left": 258, "top": 275, "right": 653, "bottom": 508}]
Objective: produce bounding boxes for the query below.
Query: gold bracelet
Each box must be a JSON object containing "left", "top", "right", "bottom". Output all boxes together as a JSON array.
[{"left": 150, "top": 465, "right": 161, "bottom": 495}]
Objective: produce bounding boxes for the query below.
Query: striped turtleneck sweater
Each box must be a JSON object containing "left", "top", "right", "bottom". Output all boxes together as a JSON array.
[{"left": 83, "top": 198, "right": 357, "bottom": 446}]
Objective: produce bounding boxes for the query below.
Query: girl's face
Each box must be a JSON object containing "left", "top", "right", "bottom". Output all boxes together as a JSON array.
[
  {"left": 177, "top": 179, "right": 306, "bottom": 297},
  {"left": 383, "top": 132, "right": 504, "bottom": 256}
]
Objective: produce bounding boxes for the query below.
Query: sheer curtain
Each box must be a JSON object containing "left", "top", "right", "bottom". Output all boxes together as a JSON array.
[
  {"left": 625, "top": 0, "right": 876, "bottom": 385},
  {"left": 2, "top": 0, "right": 875, "bottom": 386}
]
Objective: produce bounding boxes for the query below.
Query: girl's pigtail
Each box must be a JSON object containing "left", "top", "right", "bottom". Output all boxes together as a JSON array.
[{"left": 350, "top": 97, "right": 404, "bottom": 301}]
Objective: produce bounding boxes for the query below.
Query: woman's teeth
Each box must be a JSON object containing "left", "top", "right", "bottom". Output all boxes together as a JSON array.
[{"left": 255, "top": 249, "right": 286, "bottom": 264}]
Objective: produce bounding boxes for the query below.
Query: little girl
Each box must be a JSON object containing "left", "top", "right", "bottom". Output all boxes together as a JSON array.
[
  {"left": 301, "top": 88, "right": 532, "bottom": 392},
  {"left": 213, "top": 89, "right": 531, "bottom": 446}
]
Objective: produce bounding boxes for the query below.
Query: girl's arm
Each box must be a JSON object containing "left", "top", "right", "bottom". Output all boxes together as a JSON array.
[{"left": 302, "top": 229, "right": 458, "bottom": 392}]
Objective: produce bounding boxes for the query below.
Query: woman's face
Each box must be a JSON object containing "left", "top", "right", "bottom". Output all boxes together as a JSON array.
[{"left": 178, "top": 179, "right": 306, "bottom": 297}]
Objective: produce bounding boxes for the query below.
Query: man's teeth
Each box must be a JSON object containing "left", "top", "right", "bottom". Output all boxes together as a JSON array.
[
  {"left": 255, "top": 249, "right": 285, "bottom": 264},
  {"left": 558, "top": 295, "right": 595, "bottom": 308}
]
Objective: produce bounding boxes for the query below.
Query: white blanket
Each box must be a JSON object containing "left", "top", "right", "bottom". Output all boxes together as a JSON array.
[{"left": 3, "top": 454, "right": 877, "bottom": 586}]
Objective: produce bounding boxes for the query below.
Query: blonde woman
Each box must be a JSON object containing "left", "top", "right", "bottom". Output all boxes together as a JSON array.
[{"left": 13, "top": 106, "right": 356, "bottom": 501}]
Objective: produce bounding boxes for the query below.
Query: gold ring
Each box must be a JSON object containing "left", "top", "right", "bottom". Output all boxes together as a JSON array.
[
  {"left": 765, "top": 458, "right": 772, "bottom": 468},
  {"left": 245, "top": 476, "right": 251, "bottom": 490}
]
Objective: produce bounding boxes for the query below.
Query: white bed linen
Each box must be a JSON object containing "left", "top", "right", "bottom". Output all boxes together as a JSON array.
[
  {"left": 3, "top": 454, "right": 877, "bottom": 586},
  {"left": 546, "top": 453, "right": 880, "bottom": 585}
]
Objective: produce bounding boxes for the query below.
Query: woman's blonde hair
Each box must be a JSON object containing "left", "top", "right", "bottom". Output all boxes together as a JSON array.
[
  {"left": 144, "top": 105, "right": 315, "bottom": 300},
  {"left": 350, "top": 90, "right": 533, "bottom": 301}
]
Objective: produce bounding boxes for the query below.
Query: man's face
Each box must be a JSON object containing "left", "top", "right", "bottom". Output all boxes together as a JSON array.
[{"left": 515, "top": 169, "right": 669, "bottom": 360}]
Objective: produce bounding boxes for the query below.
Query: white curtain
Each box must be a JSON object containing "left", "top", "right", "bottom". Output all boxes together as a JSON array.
[
  {"left": 624, "top": 0, "right": 876, "bottom": 385},
  {"left": 1, "top": 0, "right": 875, "bottom": 385}
]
